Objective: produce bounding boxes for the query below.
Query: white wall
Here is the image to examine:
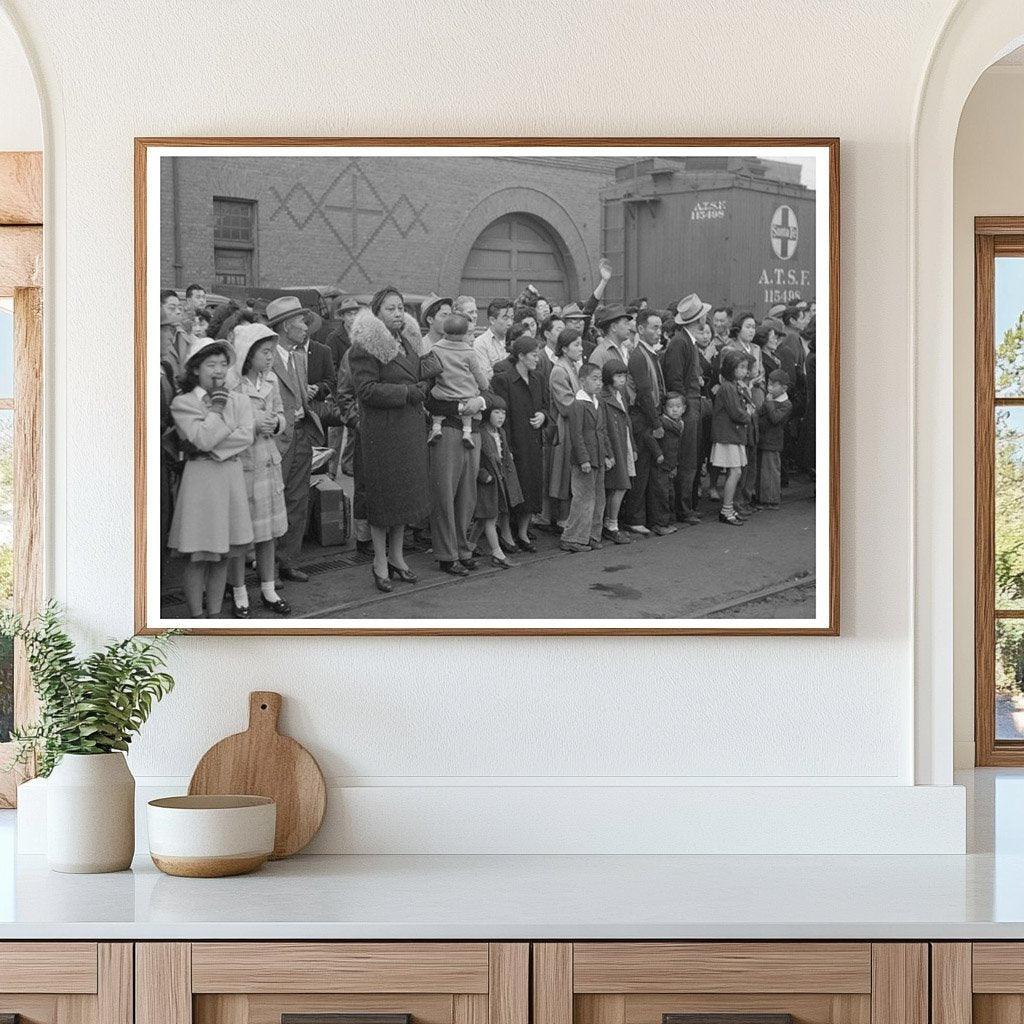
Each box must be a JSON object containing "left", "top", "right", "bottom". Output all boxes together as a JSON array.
[
  {"left": 0, "top": 6, "right": 40, "bottom": 151},
  {"left": 952, "top": 65, "right": 1024, "bottom": 767},
  {"left": 0, "top": 0, "right": 976, "bottom": 852}
]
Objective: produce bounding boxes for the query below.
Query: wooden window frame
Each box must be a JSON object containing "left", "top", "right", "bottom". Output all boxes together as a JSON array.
[
  {"left": 212, "top": 195, "right": 258, "bottom": 286},
  {"left": 975, "top": 217, "right": 1024, "bottom": 765},
  {"left": 0, "top": 151, "right": 44, "bottom": 806}
]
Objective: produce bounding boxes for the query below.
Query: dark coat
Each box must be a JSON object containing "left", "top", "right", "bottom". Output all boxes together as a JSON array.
[
  {"left": 657, "top": 413, "right": 684, "bottom": 470},
  {"left": 349, "top": 309, "right": 440, "bottom": 527},
  {"left": 761, "top": 347, "right": 783, "bottom": 382},
  {"left": 475, "top": 425, "right": 524, "bottom": 520},
  {"left": 535, "top": 345, "right": 555, "bottom": 384},
  {"left": 711, "top": 380, "right": 752, "bottom": 446},
  {"left": 598, "top": 388, "right": 635, "bottom": 490},
  {"left": 568, "top": 396, "right": 611, "bottom": 468},
  {"left": 305, "top": 339, "right": 337, "bottom": 397},
  {"left": 661, "top": 326, "right": 702, "bottom": 400},
  {"left": 324, "top": 323, "right": 351, "bottom": 370},
  {"left": 776, "top": 330, "right": 808, "bottom": 414},
  {"left": 491, "top": 366, "right": 548, "bottom": 513},
  {"left": 758, "top": 396, "right": 792, "bottom": 452},
  {"left": 627, "top": 343, "right": 664, "bottom": 433},
  {"left": 547, "top": 356, "right": 580, "bottom": 500}
]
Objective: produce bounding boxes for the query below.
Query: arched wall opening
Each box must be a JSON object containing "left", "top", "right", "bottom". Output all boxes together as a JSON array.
[
  {"left": 951, "top": 46, "right": 1024, "bottom": 767},
  {"left": 913, "top": 1, "right": 1024, "bottom": 785}
]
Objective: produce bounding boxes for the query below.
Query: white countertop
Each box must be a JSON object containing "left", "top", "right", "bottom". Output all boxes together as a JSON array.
[
  {"left": 2, "top": 769, "right": 1022, "bottom": 941},
  {"left": 1, "top": 849, "right": 1023, "bottom": 940}
]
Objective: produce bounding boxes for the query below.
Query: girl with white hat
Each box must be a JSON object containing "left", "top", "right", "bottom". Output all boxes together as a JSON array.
[
  {"left": 226, "top": 323, "right": 291, "bottom": 617},
  {"left": 167, "top": 337, "right": 256, "bottom": 617}
]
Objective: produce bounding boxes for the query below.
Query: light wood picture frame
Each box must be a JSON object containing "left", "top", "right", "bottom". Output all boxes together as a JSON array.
[{"left": 135, "top": 137, "right": 839, "bottom": 636}]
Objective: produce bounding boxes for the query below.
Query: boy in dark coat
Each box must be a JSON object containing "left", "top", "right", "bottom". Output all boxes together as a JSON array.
[
  {"left": 757, "top": 369, "right": 793, "bottom": 508},
  {"left": 561, "top": 364, "right": 613, "bottom": 552},
  {"left": 649, "top": 393, "right": 685, "bottom": 535}
]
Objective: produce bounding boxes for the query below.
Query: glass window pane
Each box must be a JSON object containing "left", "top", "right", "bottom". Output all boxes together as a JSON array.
[
  {"left": 997, "top": 620, "right": 1024, "bottom": 740},
  {"left": 0, "top": 306, "right": 14, "bottom": 398},
  {"left": 996, "top": 256, "right": 1024, "bottom": 397},
  {"left": 997, "top": 407, "right": 1024, "bottom": 609}
]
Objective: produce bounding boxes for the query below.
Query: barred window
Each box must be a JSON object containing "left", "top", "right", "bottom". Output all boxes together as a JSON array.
[{"left": 213, "top": 197, "right": 255, "bottom": 243}]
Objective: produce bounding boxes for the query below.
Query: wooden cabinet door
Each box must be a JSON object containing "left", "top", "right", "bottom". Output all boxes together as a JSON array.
[
  {"left": 137, "top": 943, "right": 528, "bottom": 1024},
  {"left": 0, "top": 943, "right": 131, "bottom": 1024},
  {"left": 942, "top": 942, "right": 1024, "bottom": 1024},
  {"left": 533, "top": 944, "right": 928, "bottom": 1024}
]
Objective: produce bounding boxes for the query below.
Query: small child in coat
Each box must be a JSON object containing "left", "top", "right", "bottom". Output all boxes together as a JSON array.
[
  {"left": 167, "top": 338, "right": 256, "bottom": 617},
  {"left": 561, "top": 363, "right": 614, "bottom": 552},
  {"left": 474, "top": 396, "right": 524, "bottom": 569},
  {"left": 426, "top": 313, "right": 491, "bottom": 449},
  {"left": 757, "top": 369, "right": 793, "bottom": 509},
  {"left": 649, "top": 392, "right": 686, "bottom": 535}
]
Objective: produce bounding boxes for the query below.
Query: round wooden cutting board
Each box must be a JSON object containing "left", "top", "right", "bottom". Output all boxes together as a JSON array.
[{"left": 188, "top": 691, "right": 326, "bottom": 859}]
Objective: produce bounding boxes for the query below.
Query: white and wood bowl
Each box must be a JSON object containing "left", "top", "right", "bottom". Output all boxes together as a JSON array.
[{"left": 147, "top": 795, "right": 276, "bottom": 877}]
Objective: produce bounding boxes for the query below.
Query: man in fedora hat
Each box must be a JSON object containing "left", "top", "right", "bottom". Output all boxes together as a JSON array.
[
  {"left": 590, "top": 304, "right": 636, "bottom": 373},
  {"left": 324, "top": 296, "right": 363, "bottom": 370},
  {"left": 323, "top": 296, "right": 365, "bottom": 478},
  {"left": 265, "top": 296, "right": 334, "bottom": 583},
  {"left": 420, "top": 292, "right": 454, "bottom": 351},
  {"left": 662, "top": 293, "right": 711, "bottom": 525}
]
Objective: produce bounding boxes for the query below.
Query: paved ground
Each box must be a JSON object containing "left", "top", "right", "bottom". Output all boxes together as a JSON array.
[
  {"left": 997, "top": 693, "right": 1024, "bottom": 741},
  {"left": 162, "top": 477, "right": 818, "bottom": 622}
]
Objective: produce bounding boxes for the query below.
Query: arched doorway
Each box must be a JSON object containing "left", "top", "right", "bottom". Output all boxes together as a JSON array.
[
  {"left": 459, "top": 213, "right": 570, "bottom": 308},
  {"left": 912, "top": 0, "right": 1024, "bottom": 785}
]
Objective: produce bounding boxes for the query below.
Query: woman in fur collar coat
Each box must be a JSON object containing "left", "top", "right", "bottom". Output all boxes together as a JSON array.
[{"left": 349, "top": 286, "right": 441, "bottom": 591}]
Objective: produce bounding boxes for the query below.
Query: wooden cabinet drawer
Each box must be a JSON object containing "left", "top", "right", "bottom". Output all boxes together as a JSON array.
[
  {"left": 138, "top": 943, "right": 528, "bottom": 1024},
  {"left": 190, "top": 943, "right": 491, "bottom": 993},
  {"left": 0, "top": 943, "right": 130, "bottom": 1024},
  {"left": 534, "top": 943, "right": 926, "bottom": 1024},
  {"left": 0, "top": 943, "right": 99, "bottom": 993}
]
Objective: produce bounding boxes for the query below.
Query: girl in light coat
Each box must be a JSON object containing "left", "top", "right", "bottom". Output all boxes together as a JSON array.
[
  {"left": 225, "top": 323, "right": 291, "bottom": 617},
  {"left": 167, "top": 338, "right": 255, "bottom": 617}
]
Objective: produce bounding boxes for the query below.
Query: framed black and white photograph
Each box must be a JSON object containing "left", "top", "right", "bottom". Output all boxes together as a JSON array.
[{"left": 135, "top": 137, "right": 839, "bottom": 635}]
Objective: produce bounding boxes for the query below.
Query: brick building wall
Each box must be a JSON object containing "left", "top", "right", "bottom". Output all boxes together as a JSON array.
[{"left": 160, "top": 155, "right": 616, "bottom": 304}]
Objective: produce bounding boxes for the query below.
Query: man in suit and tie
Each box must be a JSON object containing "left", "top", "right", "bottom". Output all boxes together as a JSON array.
[
  {"left": 266, "top": 296, "right": 330, "bottom": 583},
  {"left": 777, "top": 305, "right": 811, "bottom": 473},
  {"left": 662, "top": 293, "right": 711, "bottom": 526}
]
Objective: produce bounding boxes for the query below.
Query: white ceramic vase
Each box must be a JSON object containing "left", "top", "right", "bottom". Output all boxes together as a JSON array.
[{"left": 46, "top": 752, "right": 135, "bottom": 873}]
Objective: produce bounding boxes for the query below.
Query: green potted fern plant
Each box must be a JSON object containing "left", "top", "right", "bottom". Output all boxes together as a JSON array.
[{"left": 2, "top": 603, "right": 179, "bottom": 873}]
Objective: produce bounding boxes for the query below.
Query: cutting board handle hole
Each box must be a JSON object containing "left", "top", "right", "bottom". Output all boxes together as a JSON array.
[{"left": 260, "top": 703, "right": 268, "bottom": 710}]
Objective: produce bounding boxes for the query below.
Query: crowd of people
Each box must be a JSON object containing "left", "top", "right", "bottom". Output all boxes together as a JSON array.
[{"left": 158, "top": 261, "right": 817, "bottom": 619}]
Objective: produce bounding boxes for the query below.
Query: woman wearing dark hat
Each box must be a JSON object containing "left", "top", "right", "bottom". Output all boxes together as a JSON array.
[
  {"left": 349, "top": 286, "right": 441, "bottom": 591},
  {"left": 167, "top": 336, "right": 256, "bottom": 617},
  {"left": 491, "top": 334, "right": 549, "bottom": 551}
]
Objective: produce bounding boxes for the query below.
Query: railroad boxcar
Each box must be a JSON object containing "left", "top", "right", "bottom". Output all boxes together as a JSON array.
[{"left": 600, "top": 156, "right": 817, "bottom": 316}]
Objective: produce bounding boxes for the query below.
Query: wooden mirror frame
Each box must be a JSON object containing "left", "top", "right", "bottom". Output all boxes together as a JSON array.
[{"left": 0, "top": 151, "right": 44, "bottom": 807}]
